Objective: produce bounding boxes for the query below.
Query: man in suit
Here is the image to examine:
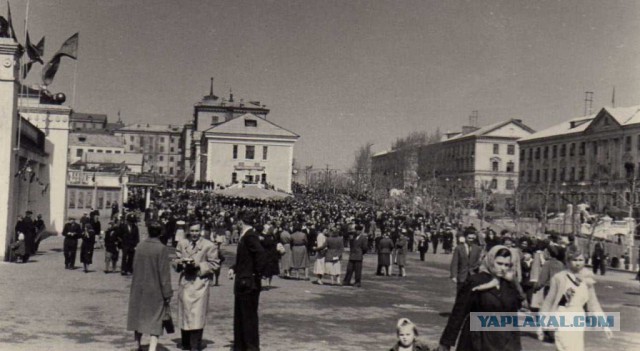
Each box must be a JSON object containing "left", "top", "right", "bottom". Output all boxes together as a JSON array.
[
  {"left": 119, "top": 214, "right": 140, "bottom": 276},
  {"left": 450, "top": 232, "right": 482, "bottom": 293},
  {"left": 229, "top": 211, "right": 266, "bottom": 351},
  {"left": 343, "top": 224, "right": 368, "bottom": 287},
  {"left": 592, "top": 238, "right": 607, "bottom": 275},
  {"left": 62, "top": 217, "right": 82, "bottom": 269}
]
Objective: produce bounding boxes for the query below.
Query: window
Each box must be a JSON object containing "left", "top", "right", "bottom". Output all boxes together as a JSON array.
[
  {"left": 262, "top": 146, "right": 268, "bottom": 160},
  {"left": 543, "top": 169, "right": 548, "bottom": 182},
  {"left": 245, "top": 119, "right": 258, "bottom": 127},
  {"left": 159, "top": 167, "right": 163, "bottom": 174},
  {"left": 160, "top": 146, "right": 164, "bottom": 153},
  {"left": 627, "top": 136, "right": 632, "bottom": 151},
  {"left": 159, "top": 156, "right": 164, "bottom": 161},
  {"left": 232, "top": 145, "right": 238, "bottom": 159},
  {"left": 492, "top": 161, "right": 499, "bottom": 172},
  {"left": 507, "top": 145, "right": 515, "bottom": 155},
  {"left": 569, "top": 143, "right": 575, "bottom": 156},
  {"left": 160, "top": 137, "right": 165, "bottom": 143},
  {"left": 211, "top": 116, "right": 219, "bottom": 125},
  {"left": 169, "top": 167, "right": 174, "bottom": 175},
  {"left": 169, "top": 156, "right": 174, "bottom": 162},
  {"left": 490, "top": 179, "right": 498, "bottom": 189},
  {"left": 543, "top": 146, "right": 548, "bottom": 159},
  {"left": 245, "top": 145, "right": 255, "bottom": 160},
  {"left": 130, "top": 136, "right": 134, "bottom": 142},
  {"left": 506, "top": 161, "right": 514, "bottom": 173},
  {"left": 78, "top": 191, "right": 84, "bottom": 209},
  {"left": 506, "top": 179, "right": 514, "bottom": 190},
  {"left": 140, "top": 138, "right": 144, "bottom": 147},
  {"left": 520, "top": 149, "right": 525, "bottom": 161},
  {"left": 493, "top": 144, "right": 499, "bottom": 154},
  {"left": 106, "top": 150, "right": 112, "bottom": 154},
  {"left": 261, "top": 174, "right": 267, "bottom": 184},
  {"left": 68, "top": 190, "right": 76, "bottom": 209},
  {"left": 97, "top": 191, "right": 104, "bottom": 210},
  {"left": 170, "top": 147, "right": 175, "bottom": 153},
  {"left": 560, "top": 168, "right": 565, "bottom": 181},
  {"left": 88, "top": 149, "right": 94, "bottom": 153},
  {"left": 97, "top": 150, "right": 103, "bottom": 153},
  {"left": 579, "top": 166, "right": 585, "bottom": 181},
  {"left": 129, "top": 145, "right": 134, "bottom": 151},
  {"left": 76, "top": 149, "right": 83, "bottom": 157},
  {"left": 232, "top": 172, "right": 237, "bottom": 183},
  {"left": 535, "top": 148, "right": 540, "bottom": 160},
  {"left": 552, "top": 168, "right": 557, "bottom": 181},
  {"left": 570, "top": 167, "right": 575, "bottom": 180},
  {"left": 553, "top": 145, "right": 558, "bottom": 158},
  {"left": 594, "top": 141, "right": 598, "bottom": 155},
  {"left": 560, "top": 144, "right": 566, "bottom": 157},
  {"left": 579, "top": 142, "right": 585, "bottom": 155},
  {"left": 536, "top": 170, "right": 540, "bottom": 182},
  {"left": 115, "top": 151, "right": 121, "bottom": 154}
]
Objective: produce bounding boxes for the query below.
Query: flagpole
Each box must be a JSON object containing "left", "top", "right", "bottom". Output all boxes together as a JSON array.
[
  {"left": 14, "top": 0, "right": 31, "bottom": 151},
  {"left": 71, "top": 59, "right": 78, "bottom": 108}
]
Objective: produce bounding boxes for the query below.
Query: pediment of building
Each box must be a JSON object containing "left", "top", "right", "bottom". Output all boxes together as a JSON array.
[{"left": 584, "top": 110, "right": 622, "bottom": 134}]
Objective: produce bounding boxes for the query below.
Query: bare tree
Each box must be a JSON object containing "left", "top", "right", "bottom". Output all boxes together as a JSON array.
[{"left": 349, "top": 142, "right": 374, "bottom": 194}]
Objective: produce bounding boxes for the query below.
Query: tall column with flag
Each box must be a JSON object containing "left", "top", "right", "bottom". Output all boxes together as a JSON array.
[{"left": 0, "top": 36, "right": 21, "bottom": 260}]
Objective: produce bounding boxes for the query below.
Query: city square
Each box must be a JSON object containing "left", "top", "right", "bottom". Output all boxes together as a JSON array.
[{"left": 2, "top": 1, "right": 640, "bottom": 351}]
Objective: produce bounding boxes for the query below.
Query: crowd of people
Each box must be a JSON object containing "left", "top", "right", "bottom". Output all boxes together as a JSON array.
[{"left": 13, "top": 184, "right": 625, "bottom": 350}]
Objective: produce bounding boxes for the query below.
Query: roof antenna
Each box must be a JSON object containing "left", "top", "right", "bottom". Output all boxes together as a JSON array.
[
  {"left": 611, "top": 86, "right": 616, "bottom": 108},
  {"left": 584, "top": 91, "right": 594, "bottom": 116}
]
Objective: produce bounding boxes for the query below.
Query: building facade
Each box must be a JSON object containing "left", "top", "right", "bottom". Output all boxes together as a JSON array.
[
  {"left": 68, "top": 133, "right": 126, "bottom": 164},
  {"left": 518, "top": 105, "right": 640, "bottom": 215},
  {"left": 115, "top": 124, "right": 184, "bottom": 179},
  {"left": 371, "top": 119, "right": 535, "bottom": 197}
]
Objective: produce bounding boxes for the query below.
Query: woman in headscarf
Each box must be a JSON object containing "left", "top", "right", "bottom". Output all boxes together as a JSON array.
[
  {"left": 540, "top": 245, "right": 612, "bottom": 351},
  {"left": 259, "top": 223, "right": 280, "bottom": 289},
  {"left": 438, "top": 245, "right": 523, "bottom": 351}
]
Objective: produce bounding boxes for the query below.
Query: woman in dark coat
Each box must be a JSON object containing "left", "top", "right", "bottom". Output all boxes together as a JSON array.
[
  {"left": 377, "top": 233, "right": 394, "bottom": 276},
  {"left": 127, "top": 224, "right": 173, "bottom": 351},
  {"left": 260, "top": 225, "right": 280, "bottom": 288},
  {"left": 438, "top": 245, "right": 523, "bottom": 351},
  {"left": 394, "top": 234, "right": 408, "bottom": 277},
  {"left": 80, "top": 224, "right": 96, "bottom": 273}
]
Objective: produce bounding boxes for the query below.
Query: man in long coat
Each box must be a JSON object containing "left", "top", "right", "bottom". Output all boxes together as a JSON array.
[
  {"left": 127, "top": 223, "right": 173, "bottom": 351},
  {"left": 229, "top": 211, "right": 266, "bottom": 351},
  {"left": 62, "top": 217, "right": 82, "bottom": 269},
  {"left": 119, "top": 215, "right": 140, "bottom": 275},
  {"left": 174, "top": 223, "right": 220, "bottom": 351},
  {"left": 343, "top": 224, "right": 369, "bottom": 287}
]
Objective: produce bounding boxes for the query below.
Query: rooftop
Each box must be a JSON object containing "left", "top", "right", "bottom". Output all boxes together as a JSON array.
[
  {"left": 68, "top": 133, "right": 124, "bottom": 148},
  {"left": 444, "top": 118, "right": 535, "bottom": 142},
  {"left": 70, "top": 112, "right": 108, "bottom": 123},
  {"left": 116, "top": 123, "right": 184, "bottom": 133},
  {"left": 519, "top": 105, "right": 640, "bottom": 142}
]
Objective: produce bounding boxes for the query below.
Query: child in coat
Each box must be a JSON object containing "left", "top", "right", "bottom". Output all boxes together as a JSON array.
[
  {"left": 389, "top": 318, "right": 431, "bottom": 351},
  {"left": 11, "top": 233, "right": 27, "bottom": 263}
]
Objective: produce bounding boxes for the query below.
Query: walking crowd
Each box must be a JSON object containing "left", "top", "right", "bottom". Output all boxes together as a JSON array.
[{"left": 15, "top": 185, "right": 626, "bottom": 350}]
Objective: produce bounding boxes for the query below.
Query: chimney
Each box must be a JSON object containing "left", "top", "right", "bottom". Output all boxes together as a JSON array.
[{"left": 461, "top": 126, "right": 479, "bottom": 135}]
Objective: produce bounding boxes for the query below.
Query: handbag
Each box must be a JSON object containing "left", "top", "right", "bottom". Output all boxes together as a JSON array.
[{"left": 162, "top": 303, "right": 175, "bottom": 334}]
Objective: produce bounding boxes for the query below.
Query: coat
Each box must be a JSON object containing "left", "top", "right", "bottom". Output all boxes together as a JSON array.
[
  {"left": 231, "top": 228, "right": 266, "bottom": 295},
  {"left": 394, "top": 236, "right": 408, "bottom": 266},
  {"left": 450, "top": 243, "right": 482, "bottom": 283},
  {"left": 348, "top": 233, "right": 368, "bottom": 261},
  {"left": 539, "top": 269, "right": 604, "bottom": 314},
  {"left": 440, "top": 272, "right": 522, "bottom": 351},
  {"left": 119, "top": 223, "right": 140, "bottom": 250},
  {"left": 324, "top": 236, "right": 344, "bottom": 262},
  {"left": 127, "top": 238, "right": 173, "bottom": 335},
  {"left": 174, "top": 237, "right": 220, "bottom": 330}
]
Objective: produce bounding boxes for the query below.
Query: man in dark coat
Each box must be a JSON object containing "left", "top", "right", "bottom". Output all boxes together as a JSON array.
[
  {"left": 62, "top": 217, "right": 82, "bottom": 269},
  {"left": 22, "top": 211, "right": 37, "bottom": 256},
  {"left": 119, "top": 214, "right": 140, "bottom": 275},
  {"left": 33, "top": 214, "right": 46, "bottom": 253},
  {"left": 229, "top": 211, "right": 266, "bottom": 351},
  {"left": 591, "top": 238, "right": 607, "bottom": 275},
  {"left": 450, "top": 233, "right": 482, "bottom": 293},
  {"left": 343, "top": 224, "right": 368, "bottom": 287},
  {"left": 103, "top": 221, "right": 120, "bottom": 273},
  {"left": 431, "top": 231, "right": 440, "bottom": 254},
  {"left": 376, "top": 233, "right": 394, "bottom": 276}
]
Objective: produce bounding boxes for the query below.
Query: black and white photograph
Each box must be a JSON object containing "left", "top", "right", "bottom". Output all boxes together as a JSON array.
[{"left": 1, "top": 1, "right": 640, "bottom": 350}]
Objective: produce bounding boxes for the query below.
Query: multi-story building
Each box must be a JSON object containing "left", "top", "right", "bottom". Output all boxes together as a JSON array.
[
  {"left": 68, "top": 133, "right": 126, "bottom": 164},
  {"left": 518, "top": 105, "right": 640, "bottom": 214},
  {"left": 114, "top": 124, "right": 184, "bottom": 179},
  {"left": 69, "top": 111, "right": 125, "bottom": 133},
  {"left": 371, "top": 119, "right": 534, "bottom": 196},
  {"left": 190, "top": 81, "right": 299, "bottom": 192}
]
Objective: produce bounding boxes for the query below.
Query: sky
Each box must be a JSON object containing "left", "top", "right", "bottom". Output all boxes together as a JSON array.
[{"left": 8, "top": 0, "right": 640, "bottom": 171}]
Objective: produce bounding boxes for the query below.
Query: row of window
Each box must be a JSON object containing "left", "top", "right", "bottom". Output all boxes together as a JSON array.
[
  {"left": 68, "top": 189, "right": 119, "bottom": 210},
  {"left": 520, "top": 137, "right": 635, "bottom": 162},
  {"left": 124, "top": 135, "right": 178, "bottom": 146},
  {"left": 73, "top": 148, "right": 122, "bottom": 157},
  {"left": 492, "top": 161, "right": 515, "bottom": 172},
  {"left": 488, "top": 178, "right": 515, "bottom": 190},
  {"left": 521, "top": 167, "right": 587, "bottom": 183},
  {"left": 233, "top": 145, "right": 268, "bottom": 160},
  {"left": 231, "top": 173, "right": 267, "bottom": 184}
]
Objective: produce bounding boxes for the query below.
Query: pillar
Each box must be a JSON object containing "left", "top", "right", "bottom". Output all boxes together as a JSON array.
[{"left": 0, "top": 38, "right": 20, "bottom": 260}]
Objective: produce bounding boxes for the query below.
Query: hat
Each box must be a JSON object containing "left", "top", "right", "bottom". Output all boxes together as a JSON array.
[
  {"left": 68, "top": 216, "right": 76, "bottom": 220},
  {"left": 26, "top": 210, "right": 33, "bottom": 215}
]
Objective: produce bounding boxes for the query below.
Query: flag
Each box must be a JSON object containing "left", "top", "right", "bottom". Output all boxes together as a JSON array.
[
  {"left": 42, "top": 33, "right": 79, "bottom": 85},
  {"left": 0, "top": 16, "right": 9, "bottom": 38},
  {"left": 23, "top": 33, "right": 45, "bottom": 79}
]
